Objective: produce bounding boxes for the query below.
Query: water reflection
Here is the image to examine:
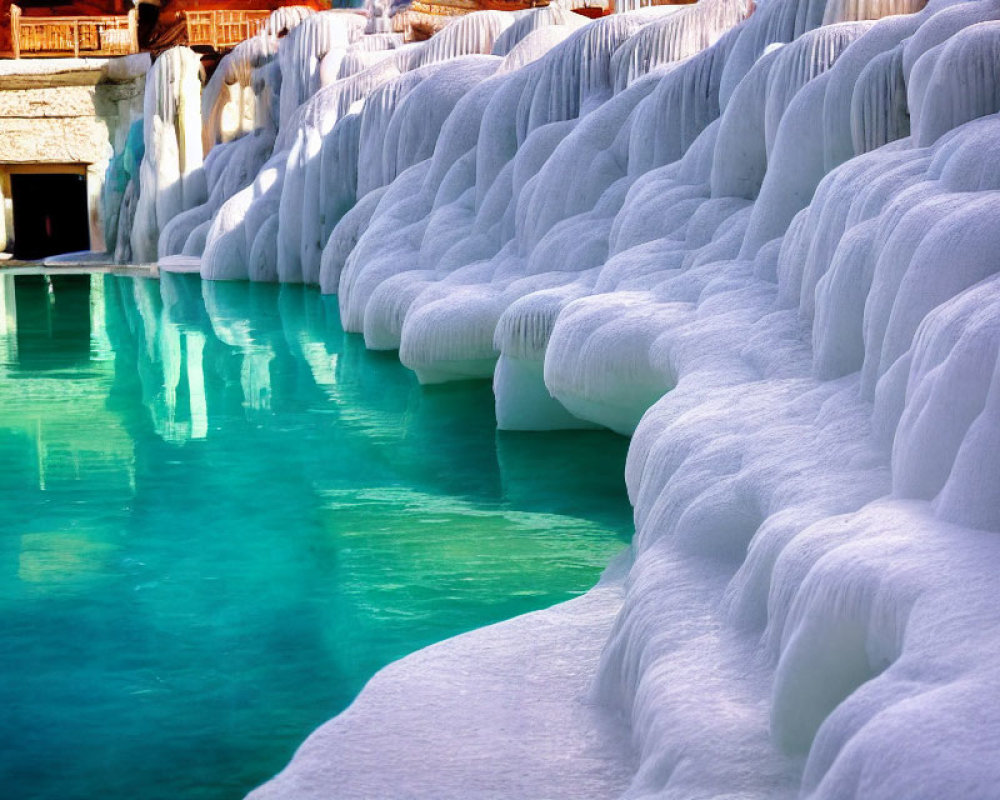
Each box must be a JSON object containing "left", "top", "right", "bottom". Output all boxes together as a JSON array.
[
  {"left": 13, "top": 274, "right": 92, "bottom": 369},
  {"left": 0, "top": 275, "right": 134, "bottom": 498},
  {"left": 102, "top": 273, "right": 511, "bottom": 501},
  {"left": 0, "top": 272, "right": 633, "bottom": 800}
]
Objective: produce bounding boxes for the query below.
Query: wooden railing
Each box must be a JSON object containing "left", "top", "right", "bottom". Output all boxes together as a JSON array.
[
  {"left": 405, "top": 0, "right": 478, "bottom": 16},
  {"left": 183, "top": 9, "right": 271, "bottom": 50},
  {"left": 10, "top": 5, "right": 139, "bottom": 58}
]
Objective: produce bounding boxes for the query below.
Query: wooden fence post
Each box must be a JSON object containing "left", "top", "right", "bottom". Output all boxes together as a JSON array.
[
  {"left": 128, "top": 7, "right": 138, "bottom": 53},
  {"left": 11, "top": 4, "right": 21, "bottom": 58}
]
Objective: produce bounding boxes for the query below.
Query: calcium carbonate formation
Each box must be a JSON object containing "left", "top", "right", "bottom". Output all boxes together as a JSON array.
[{"left": 115, "top": 0, "right": 1000, "bottom": 796}]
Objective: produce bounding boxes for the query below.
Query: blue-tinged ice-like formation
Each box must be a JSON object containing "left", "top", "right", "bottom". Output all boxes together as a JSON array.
[
  {"left": 134, "top": 0, "right": 1000, "bottom": 796},
  {"left": 103, "top": 119, "right": 144, "bottom": 263}
]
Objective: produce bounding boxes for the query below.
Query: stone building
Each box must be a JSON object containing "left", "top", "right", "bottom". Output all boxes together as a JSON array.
[{"left": 0, "top": 55, "right": 147, "bottom": 258}]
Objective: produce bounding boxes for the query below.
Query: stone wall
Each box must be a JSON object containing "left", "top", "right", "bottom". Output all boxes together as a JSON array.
[{"left": 0, "top": 55, "right": 148, "bottom": 254}]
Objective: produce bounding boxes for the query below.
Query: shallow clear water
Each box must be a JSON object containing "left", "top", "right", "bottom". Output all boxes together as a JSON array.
[{"left": 0, "top": 273, "right": 633, "bottom": 800}]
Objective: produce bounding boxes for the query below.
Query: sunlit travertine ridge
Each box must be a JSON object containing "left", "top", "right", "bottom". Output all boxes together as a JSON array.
[{"left": 111, "top": 0, "right": 1000, "bottom": 795}]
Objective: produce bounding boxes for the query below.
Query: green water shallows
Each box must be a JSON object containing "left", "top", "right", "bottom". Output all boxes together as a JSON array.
[{"left": 0, "top": 273, "right": 633, "bottom": 800}]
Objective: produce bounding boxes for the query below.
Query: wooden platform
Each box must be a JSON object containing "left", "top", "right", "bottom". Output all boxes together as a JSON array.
[
  {"left": 183, "top": 8, "right": 270, "bottom": 50},
  {"left": 8, "top": 4, "right": 138, "bottom": 58}
]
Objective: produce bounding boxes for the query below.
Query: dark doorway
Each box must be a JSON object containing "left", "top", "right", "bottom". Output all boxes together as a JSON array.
[{"left": 11, "top": 172, "right": 90, "bottom": 260}]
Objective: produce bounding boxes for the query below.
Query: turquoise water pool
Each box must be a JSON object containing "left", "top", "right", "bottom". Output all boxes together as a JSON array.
[{"left": 0, "top": 273, "right": 632, "bottom": 800}]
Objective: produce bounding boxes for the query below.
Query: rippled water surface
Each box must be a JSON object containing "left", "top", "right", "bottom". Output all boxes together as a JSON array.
[{"left": 0, "top": 273, "right": 632, "bottom": 800}]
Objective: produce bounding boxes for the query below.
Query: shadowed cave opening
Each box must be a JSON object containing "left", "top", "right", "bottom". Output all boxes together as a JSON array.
[{"left": 11, "top": 172, "right": 90, "bottom": 260}]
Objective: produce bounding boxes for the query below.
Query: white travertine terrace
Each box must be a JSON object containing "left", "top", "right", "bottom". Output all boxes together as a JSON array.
[
  {"left": 125, "top": 0, "right": 1000, "bottom": 795},
  {"left": 129, "top": 46, "right": 205, "bottom": 264}
]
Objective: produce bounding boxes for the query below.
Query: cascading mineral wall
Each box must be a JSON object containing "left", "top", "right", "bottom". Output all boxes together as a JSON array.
[
  {"left": 140, "top": 0, "right": 1000, "bottom": 797},
  {"left": 128, "top": 46, "right": 207, "bottom": 264}
]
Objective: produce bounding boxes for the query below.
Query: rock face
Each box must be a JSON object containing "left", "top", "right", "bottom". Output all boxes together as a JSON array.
[{"left": 0, "top": 55, "right": 147, "bottom": 254}]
